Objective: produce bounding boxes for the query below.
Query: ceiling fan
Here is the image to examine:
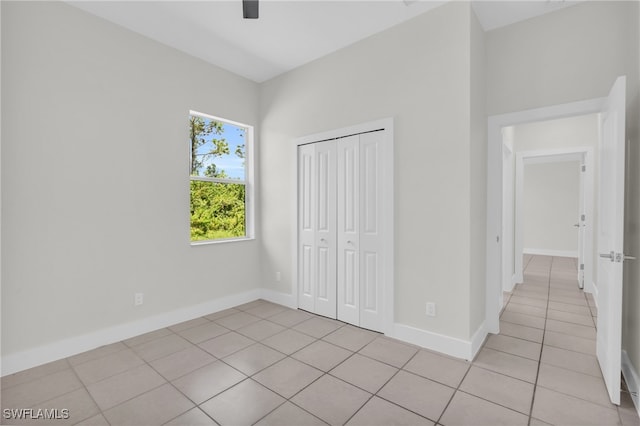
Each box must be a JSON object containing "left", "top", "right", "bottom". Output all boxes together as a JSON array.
[{"left": 243, "top": 0, "right": 259, "bottom": 19}]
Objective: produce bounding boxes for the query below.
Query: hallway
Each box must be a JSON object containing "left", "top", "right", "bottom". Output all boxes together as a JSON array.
[{"left": 491, "top": 254, "right": 638, "bottom": 425}]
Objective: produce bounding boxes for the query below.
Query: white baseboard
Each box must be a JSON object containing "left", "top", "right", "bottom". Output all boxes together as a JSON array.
[
  {"left": 1, "top": 287, "right": 491, "bottom": 376},
  {"left": 260, "top": 289, "right": 296, "bottom": 309},
  {"left": 589, "top": 281, "right": 598, "bottom": 306},
  {"left": 622, "top": 350, "right": 640, "bottom": 417},
  {"left": 260, "top": 291, "right": 490, "bottom": 362},
  {"left": 470, "top": 322, "right": 489, "bottom": 359},
  {"left": 513, "top": 272, "right": 523, "bottom": 285},
  {"left": 392, "top": 321, "right": 487, "bottom": 361},
  {"left": 523, "top": 248, "right": 578, "bottom": 258},
  {"left": 503, "top": 274, "right": 517, "bottom": 292},
  {"left": 1, "top": 289, "right": 262, "bottom": 376}
]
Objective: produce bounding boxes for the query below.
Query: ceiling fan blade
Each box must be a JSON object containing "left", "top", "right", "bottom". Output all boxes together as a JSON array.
[{"left": 243, "top": 0, "right": 259, "bottom": 19}]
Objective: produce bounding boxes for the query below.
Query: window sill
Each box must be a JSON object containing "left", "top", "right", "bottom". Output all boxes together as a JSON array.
[{"left": 190, "top": 236, "right": 255, "bottom": 246}]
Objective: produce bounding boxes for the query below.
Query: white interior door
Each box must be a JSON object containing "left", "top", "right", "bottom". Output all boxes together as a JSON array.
[
  {"left": 358, "top": 131, "right": 385, "bottom": 332},
  {"left": 336, "top": 132, "right": 385, "bottom": 331},
  {"left": 297, "top": 141, "right": 337, "bottom": 318},
  {"left": 596, "top": 75, "right": 626, "bottom": 405},
  {"left": 337, "top": 136, "right": 360, "bottom": 325},
  {"left": 298, "top": 144, "right": 316, "bottom": 313},
  {"left": 315, "top": 141, "right": 337, "bottom": 318}
]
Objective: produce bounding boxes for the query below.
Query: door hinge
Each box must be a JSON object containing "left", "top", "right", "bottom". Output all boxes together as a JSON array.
[
  {"left": 580, "top": 263, "right": 584, "bottom": 270},
  {"left": 581, "top": 164, "right": 586, "bottom": 172}
]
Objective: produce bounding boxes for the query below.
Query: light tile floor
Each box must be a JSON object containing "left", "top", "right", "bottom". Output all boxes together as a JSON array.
[{"left": 1, "top": 255, "right": 639, "bottom": 425}]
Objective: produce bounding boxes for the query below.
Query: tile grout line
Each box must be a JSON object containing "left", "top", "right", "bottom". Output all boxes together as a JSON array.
[
  {"left": 523, "top": 262, "right": 622, "bottom": 415},
  {"left": 139, "top": 333, "right": 218, "bottom": 426},
  {"left": 525, "top": 256, "right": 553, "bottom": 426},
  {"left": 161, "top": 301, "right": 313, "bottom": 425},
  {"left": 73, "top": 328, "right": 187, "bottom": 425},
  {"left": 169, "top": 310, "right": 323, "bottom": 424},
  {"left": 248, "top": 326, "right": 360, "bottom": 426},
  {"left": 87, "top": 301, "right": 280, "bottom": 425},
  {"left": 522, "top": 257, "right": 600, "bottom": 423},
  {"left": 105, "top": 324, "right": 212, "bottom": 424},
  {"left": 289, "top": 334, "right": 418, "bottom": 424},
  {"left": 348, "top": 346, "right": 440, "bottom": 425},
  {"left": 253, "top": 331, "right": 430, "bottom": 425},
  {"left": 433, "top": 363, "right": 474, "bottom": 426},
  {"left": 199, "top": 315, "right": 351, "bottom": 425},
  {"left": 41, "top": 362, "right": 105, "bottom": 426}
]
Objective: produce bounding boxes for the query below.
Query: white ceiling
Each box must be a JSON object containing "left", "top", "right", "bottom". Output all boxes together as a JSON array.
[
  {"left": 472, "top": 0, "right": 582, "bottom": 31},
  {"left": 67, "top": 0, "right": 582, "bottom": 83}
]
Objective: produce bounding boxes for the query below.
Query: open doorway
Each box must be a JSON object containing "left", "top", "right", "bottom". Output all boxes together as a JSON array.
[
  {"left": 518, "top": 157, "right": 584, "bottom": 282},
  {"left": 485, "top": 98, "right": 605, "bottom": 334},
  {"left": 497, "top": 114, "right": 598, "bottom": 307},
  {"left": 485, "top": 75, "right": 628, "bottom": 405},
  {"left": 514, "top": 148, "right": 594, "bottom": 290}
]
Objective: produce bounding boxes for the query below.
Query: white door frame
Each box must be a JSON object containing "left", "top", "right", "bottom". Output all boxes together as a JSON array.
[
  {"left": 292, "top": 117, "right": 395, "bottom": 335},
  {"left": 513, "top": 148, "right": 594, "bottom": 292},
  {"left": 486, "top": 98, "right": 604, "bottom": 333},
  {"left": 501, "top": 129, "right": 515, "bottom": 297}
]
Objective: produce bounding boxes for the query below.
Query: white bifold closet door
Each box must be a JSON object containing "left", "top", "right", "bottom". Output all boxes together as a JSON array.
[
  {"left": 298, "top": 131, "right": 384, "bottom": 332},
  {"left": 298, "top": 140, "right": 337, "bottom": 319}
]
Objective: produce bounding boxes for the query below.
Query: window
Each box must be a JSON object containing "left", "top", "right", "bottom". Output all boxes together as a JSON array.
[{"left": 189, "top": 111, "right": 253, "bottom": 243}]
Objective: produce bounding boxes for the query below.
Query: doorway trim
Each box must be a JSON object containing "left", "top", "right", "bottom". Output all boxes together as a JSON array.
[
  {"left": 486, "top": 98, "right": 605, "bottom": 334},
  {"left": 513, "top": 148, "right": 594, "bottom": 292},
  {"left": 501, "top": 128, "right": 515, "bottom": 295},
  {"left": 291, "top": 117, "right": 395, "bottom": 335}
]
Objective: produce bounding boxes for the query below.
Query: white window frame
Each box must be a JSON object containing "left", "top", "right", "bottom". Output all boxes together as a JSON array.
[{"left": 189, "top": 110, "right": 254, "bottom": 245}]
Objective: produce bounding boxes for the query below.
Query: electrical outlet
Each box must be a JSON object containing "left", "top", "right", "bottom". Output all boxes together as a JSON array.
[
  {"left": 276, "top": 271, "right": 282, "bottom": 282},
  {"left": 426, "top": 302, "right": 436, "bottom": 317},
  {"left": 134, "top": 293, "right": 144, "bottom": 306}
]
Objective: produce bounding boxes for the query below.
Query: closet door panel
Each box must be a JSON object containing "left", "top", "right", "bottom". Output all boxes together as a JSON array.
[
  {"left": 337, "top": 136, "right": 360, "bottom": 325},
  {"left": 359, "top": 132, "right": 384, "bottom": 332},
  {"left": 298, "top": 145, "right": 316, "bottom": 312},
  {"left": 363, "top": 252, "right": 378, "bottom": 310},
  {"left": 363, "top": 140, "right": 379, "bottom": 234},
  {"left": 313, "top": 141, "right": 337, "bottom": 318},
  {"left": 344, "top": 250, "right": 357, "bottom": 306},
  {"left": 317, "top": 247, "right": 330, "bottom": 299}
]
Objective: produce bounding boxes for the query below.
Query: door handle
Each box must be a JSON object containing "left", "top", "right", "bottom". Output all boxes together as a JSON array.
[
  {"left": 599, "top": 251, "right": 636, "bottom": 262},
  {"left": 573, "top": 223, "right": 580, "bottom": 228},
  {"left": 599, "top": 251, "right": 614, "bottom": 262}
]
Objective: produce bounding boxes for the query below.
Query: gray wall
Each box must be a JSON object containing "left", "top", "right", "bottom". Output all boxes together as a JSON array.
[
  {"left": 487, "top": 0, "right": 640, "bottom": 387},
  {"left": 1, "top": 1, "right": 261, "bottom": 357},
  {"left": 470, "top": 9, "right": 487, "bottom": 334},
  {"left": 514, "top": 115, "right": 600, "bottom": 152},
  {"left": 523, "top": 161, "right": 581, "bottom": 254}
]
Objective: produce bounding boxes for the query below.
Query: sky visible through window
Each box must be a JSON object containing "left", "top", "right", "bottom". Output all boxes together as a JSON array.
[{"left": 193, "top": 119, "right": 246, "bottom": 180}]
